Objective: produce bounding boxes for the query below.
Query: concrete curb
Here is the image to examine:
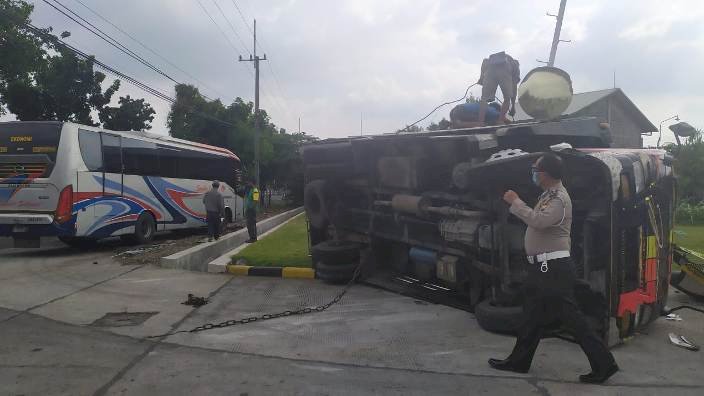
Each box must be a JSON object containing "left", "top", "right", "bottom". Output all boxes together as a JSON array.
[
  {"left": 226, "top": 264, "right": 315, "bottom": 279},
  {"left": 159, "top": 207, "right": 304, "bottom": 272}
]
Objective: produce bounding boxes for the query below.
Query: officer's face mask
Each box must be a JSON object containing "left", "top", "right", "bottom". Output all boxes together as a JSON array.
[{"left": 530, "top": 167, "right": 541, "bottom": 187}]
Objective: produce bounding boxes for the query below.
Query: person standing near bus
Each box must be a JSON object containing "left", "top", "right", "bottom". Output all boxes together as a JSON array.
[
  {"left": 489, "top": 153, "right": 619, "bottom": 384},
  {"left": 245, "top": 180, "right": 260, "bottom": 243},
  {"left": 203, "top": 180, "right": 225, "bottom": 242}
]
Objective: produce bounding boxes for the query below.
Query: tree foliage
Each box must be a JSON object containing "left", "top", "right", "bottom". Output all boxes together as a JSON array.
[
  {"left": 667, "top": 129, "right": 704, "bottom": 202},
  {"left": 100, "top": 95, "right": 155, "bottom": 131},
  {"left": 0, "top": 0, "right": 154, "bottom": 129},
  {"left": 168, "top": 84, "right": 316, "bottom": 203}
]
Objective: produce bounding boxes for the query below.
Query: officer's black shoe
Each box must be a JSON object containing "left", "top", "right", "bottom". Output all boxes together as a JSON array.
[
  {"left": 488, "top": 358, "right": 529, "bottom": 373},
  {"left": 579, "top": 363, "right": 619, "bottom": 384}
]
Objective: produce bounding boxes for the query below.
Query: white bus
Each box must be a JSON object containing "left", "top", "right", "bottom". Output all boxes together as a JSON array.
[{"left": 0, "top": 121, "right": 242, "bottom": 248}]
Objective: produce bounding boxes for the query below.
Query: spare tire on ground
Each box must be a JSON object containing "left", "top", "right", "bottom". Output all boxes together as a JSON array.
[
  {"left": 474, "top": 299, "right": 524, "bottom": 335},
  {"left": 311, "top": 240, "right": 361, "bottom": 267},
  {"left": 315, "top": 262, "right": 358, "bottom": 284}
]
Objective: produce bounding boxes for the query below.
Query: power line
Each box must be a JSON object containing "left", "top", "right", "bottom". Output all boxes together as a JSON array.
[
  {"left": 17, "top": 19, "right": 237, "bottom": 128},
  {"left": 70, "top": 0, "right": 231, "bottom": 101},
  {"left": 196, "top": 0, "right": 245, "bottom": 60},
  {"left": 196, "top": 0, "right": 259, "bottom": 89},
  {"left": 212, "top": 0, "right": 250, "bottom": 54},
  {"left": 398, "top": 82, "right": 478, "bottom": 133},
  {"left": 42, "top": 0, "right": 181, "bottom": 86},
  {"left": 229, "top": 0, "right": 292, "bottom": 116}
]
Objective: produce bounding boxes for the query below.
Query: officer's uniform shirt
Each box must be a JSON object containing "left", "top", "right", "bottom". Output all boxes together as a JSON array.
[{"left": 509, "top": 181, "right": 572, "bottom": 256}]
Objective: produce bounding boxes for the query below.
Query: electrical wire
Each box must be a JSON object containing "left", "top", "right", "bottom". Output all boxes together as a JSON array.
[
  {"left": 212, "top": 0, "right": 250, "bottom": 54},
  {"left": 42, "top": 0, "right": 181, "bottom": 86},
  {"left": 196, "top": 0, "right": 247, "bottom": 62},
  {"left": 70, "top": 0, "right": 231, "bottom": 101},
  {"left": 229, "top": 0, "right": 293, "bottom": 118},
  {"left": 13, "top": 16, "right": 237, "bottom": 128},
  {"left": 398, "top": 82, "right": 478, "bottom": 133}
]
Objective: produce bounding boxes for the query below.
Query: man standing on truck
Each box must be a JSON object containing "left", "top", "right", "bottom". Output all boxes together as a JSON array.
[
  {"left": 203, "top": 180, "right": 225, "bottom": 242},
  {"left": 244, "top": 180, "right": 260, "bottom": 243},
  {"left": 477, "top": 51, "right": 520, "bottom": 125},
  {"left": 489, "top": 153, "right": 619, "bottom": 384}
]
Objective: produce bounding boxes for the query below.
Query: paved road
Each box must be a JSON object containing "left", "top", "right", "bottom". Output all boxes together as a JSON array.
[{"left": 1, "top": 237, "right": 703, "bottom": 395}]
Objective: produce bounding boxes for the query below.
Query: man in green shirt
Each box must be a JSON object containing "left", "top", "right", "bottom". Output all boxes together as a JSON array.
[{"left": 244, "top": 180, "right": 260, "bottom": 243}]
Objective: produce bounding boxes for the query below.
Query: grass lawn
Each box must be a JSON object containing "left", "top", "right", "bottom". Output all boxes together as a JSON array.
[
  {"left": 232, "top": 214, "right": 311, "bottom": 268},
  {"left": 674, "top": 225, "right": 704, "bottom": 254}
]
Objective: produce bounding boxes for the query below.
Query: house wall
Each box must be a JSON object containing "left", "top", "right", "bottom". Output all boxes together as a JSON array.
[{"left": 572, "top": 97, "right": 643, "bottom": 148}]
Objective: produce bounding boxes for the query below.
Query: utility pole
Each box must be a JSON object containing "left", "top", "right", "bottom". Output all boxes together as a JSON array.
[
  {"left": 547, "top": 0, "right": 567, "bottom": 67},
  {"left": 239, "top": 19, "right": 267, "bottom": 187}
]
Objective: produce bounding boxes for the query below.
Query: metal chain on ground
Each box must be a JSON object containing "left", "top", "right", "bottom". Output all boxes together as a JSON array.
[{"left": 147, "top": 264, "right": 362, "bottom": 339}]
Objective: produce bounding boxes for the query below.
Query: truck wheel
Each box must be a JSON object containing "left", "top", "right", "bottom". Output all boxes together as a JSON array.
[
  {"left": 133, "top": 212, "right": 156, "bottom": 245},
  {"left": 474, "top": 299, "right": 523, "bottom": 335},
  {"left": 315, "top": 262, "right": 357, "bottom": 284},
  {"left": 311, "top": 240, "right": 361, "bottom": 267},
  {"left": 304, "top": 180, "right": 332, "bottom": 229}
]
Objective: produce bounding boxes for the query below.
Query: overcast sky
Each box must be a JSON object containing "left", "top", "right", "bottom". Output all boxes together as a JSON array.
[{"left": 6, "top": 0, "right": 704, "bottom": 145}]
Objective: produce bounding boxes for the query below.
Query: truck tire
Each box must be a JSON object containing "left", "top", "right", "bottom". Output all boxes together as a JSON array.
[
  {"left": 311, "top": 240, "right": 361, "bottom": 267},
  {"left": 474, "top": 299, "right": 524, "bottom": 335},
  {"left": 305, "top": 180, "right": 332, "bottom": 229},
  {"left": 315, "top": 262, "right": 357, "bottom": 284}
]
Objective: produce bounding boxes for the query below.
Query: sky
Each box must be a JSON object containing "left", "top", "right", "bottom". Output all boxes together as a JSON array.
[{"left": 4, "top": 0, "right": 704, "bottom": 145}]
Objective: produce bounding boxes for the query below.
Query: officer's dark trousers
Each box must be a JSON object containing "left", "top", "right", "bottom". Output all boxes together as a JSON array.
[
  {"left": 506, "top": 258, "right": 616, "bottom": 372},
  {"left": 206, "top": 211, "right": 221, "bottom": 239},
  {"left": 246, "top": 208, "right": 257, "bottom": 240}
]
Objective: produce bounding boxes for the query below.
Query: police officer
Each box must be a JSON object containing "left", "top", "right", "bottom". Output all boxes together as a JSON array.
[
  {"left": 488, "top": 152, "right": 619, "bottom": 384},
  {"left": 244, "top": 180, "right": 260, "bottom": 243}
]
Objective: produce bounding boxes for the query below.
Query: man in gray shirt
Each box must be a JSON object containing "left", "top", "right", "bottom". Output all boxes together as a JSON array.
[
  {"left": 203, "top": 180, "right": 225, "bottom": 242},
  {"left": 489, "top": 153, "right": 618, "bottom": 384}
]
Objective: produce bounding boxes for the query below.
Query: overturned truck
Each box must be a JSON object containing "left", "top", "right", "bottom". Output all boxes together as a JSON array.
[{"left": 303, "top": 116, "right": 675, "bottom": 345}]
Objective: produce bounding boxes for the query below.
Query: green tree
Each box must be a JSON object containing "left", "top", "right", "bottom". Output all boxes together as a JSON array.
[
  {"left": 427, "top": 118, "right": 451, "bottom": 131},
  {"left": 99, "top": 95, "right": 156, "bottom": 131},
  {"left": 0, "top": 0, "right": 154, "bottom": 129},
  {"left": 0, "top": 0, "right": 45, "bottom": 116},
  {"left": 167, "top": 83, "right": 311, "bottom": 200},
  {"left": 667, "top": 129, "right": 704, "bottom": 202},
  {"left": 4, "top": 50, "right": 120, "bottom": 125}
]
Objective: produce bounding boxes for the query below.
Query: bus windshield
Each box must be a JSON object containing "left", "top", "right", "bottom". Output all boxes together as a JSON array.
[{"left": 0, "top": 122, "right": 62, "bottom": 161}]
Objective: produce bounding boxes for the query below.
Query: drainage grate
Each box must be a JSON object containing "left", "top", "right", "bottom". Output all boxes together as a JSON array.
[{"left": 91, "top": 312, "right": 158, "bottom": 327}]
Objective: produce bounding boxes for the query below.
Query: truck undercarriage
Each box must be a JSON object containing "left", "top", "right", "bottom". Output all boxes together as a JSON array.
[{"left": 303, "top": 117, "right": 675, "bottom": 344}]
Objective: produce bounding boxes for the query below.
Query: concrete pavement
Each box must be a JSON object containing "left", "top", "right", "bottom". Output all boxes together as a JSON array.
[{"left": 1, "top": 236, "right": 704, "bottom": 395}]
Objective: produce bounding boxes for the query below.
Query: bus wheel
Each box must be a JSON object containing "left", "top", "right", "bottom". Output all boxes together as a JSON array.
[{"left": 133, "top": 213, "right": 156, "bottom": 245}]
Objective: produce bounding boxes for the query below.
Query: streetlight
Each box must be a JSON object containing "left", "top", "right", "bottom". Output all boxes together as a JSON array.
[{"left": 657, "top": 115, "right": 679, "bottom": 148}]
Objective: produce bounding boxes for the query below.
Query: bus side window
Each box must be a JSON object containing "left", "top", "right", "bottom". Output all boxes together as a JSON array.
[
  {"left": 122, "top": 138, "right": 159, "bottom": 176},
  {"left": 102, "top": 134, "right": 122, "bottom": 174},
  {"left": 78, "top": 130, "right": 103, "bottom": 171}
]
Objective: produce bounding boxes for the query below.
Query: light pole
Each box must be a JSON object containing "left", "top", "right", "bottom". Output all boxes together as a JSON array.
[{"left": 657, "top": 115, "right": 679, "bottom": 148}]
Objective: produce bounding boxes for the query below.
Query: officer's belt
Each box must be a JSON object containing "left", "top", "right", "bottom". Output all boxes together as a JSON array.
[{"left": 527, "top": 250, "right": 570, "bottom": 264}]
